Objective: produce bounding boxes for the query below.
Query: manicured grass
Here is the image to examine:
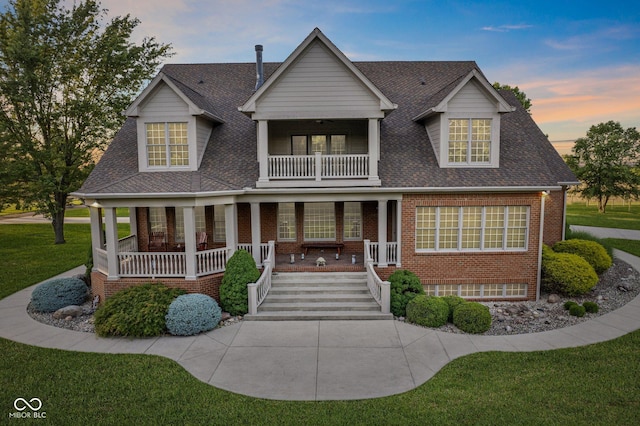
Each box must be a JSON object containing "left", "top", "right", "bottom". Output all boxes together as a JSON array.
[
  {"left": 64, "top": 206, "right": 130, "bottom": 218},
  {"left": 0, "top": 223, "right": 128, "bottom": 299},
  {"left": 566, "top": 202, "right": 640, "bottom": 230},
  {"left": 1, "top": 331, "right": 639, "bottom": 424},
  {"left": 605, "top": 239, "right": 640, "bottom": 258}
]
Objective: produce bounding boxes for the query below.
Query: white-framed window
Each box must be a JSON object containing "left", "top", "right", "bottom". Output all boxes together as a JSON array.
[
  {"left": 416, "top": 206, "right": 529, "bottom": 252},
  {"left": 304, "top": 202, "right": 335, "bottom": 241},
  {"left": 146, "top": 122, "right": 189, "bottom": 167},
  {"left": 174, "top": 207, "right": 205, "bottom": 242},
  {"left": 278, "top": 203, "right": 296, "bottom": 241},
  {"left": 291, "top": 134, "right": 347, "bottom": 155},
  {"left": 425, "top": 283, "right": 527, "bottom": 298},
  {"left": 149, "top": 207, "right": 167, "bottom": 233},
  {"left": 448, "top": 119, "right": 491, "bottom": 164},
  {"left": 343, "top": 202, "right": 362, "bottom": 240},
  {"left": 213, "top": 205, "right": 226, "bottom": 242}
]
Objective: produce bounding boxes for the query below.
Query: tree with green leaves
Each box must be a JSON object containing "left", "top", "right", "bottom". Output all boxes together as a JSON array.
[
  {"left": 564, "top": 121, "right": 640, "bottom": 213},
  {"left": 493, "top": 82, "right": 532, "bottom": 113},
  {"left": 0, "top": 0, "right": 172, "bottom": 243}
]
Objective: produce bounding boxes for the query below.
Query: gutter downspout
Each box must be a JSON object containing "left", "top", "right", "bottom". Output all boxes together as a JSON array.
[{"left": 536, "top": 191, "right": 547, "bottom": 302}]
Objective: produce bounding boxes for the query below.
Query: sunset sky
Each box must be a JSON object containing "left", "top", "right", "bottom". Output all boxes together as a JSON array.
[{"left": 2, "top": 0, "right": 638, "bottom": 142}]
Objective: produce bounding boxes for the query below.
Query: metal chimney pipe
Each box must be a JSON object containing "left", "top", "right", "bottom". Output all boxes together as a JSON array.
[{"left": 255, "top": 44, "right": 264, "bottom": 90}]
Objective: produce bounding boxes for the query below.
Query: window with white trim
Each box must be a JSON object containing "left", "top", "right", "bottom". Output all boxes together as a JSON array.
[
  {"left": 416, "top": 206, "right": 529, "bottom": 251},
  {"left": 146, "top": 122, "right": 189, "bottom": 167},
  {"left": 291, "top": 134, "right": 347, "bottom": 155},
  {"left": 149, "top": 207, "right": 167, "bottom": 233},
  {"left": 174, "top": 207, "right": 205, "bottom": 242},
  {"left": 343, "top": 202, "right": 362, "bottom": 240},
  {"left": 213, "top": 205, "right": 226, "bottom": 242},
  {"left": 425, "top": 283, "right": 527, "bottom": 298},
  {"left": 448, "top": 119, "right": 491, "bottom": 164},
  {"left": 278, "top": 203, "right": 296, "bottom": 241},
  {"left": 304, "top": 202, "right": 335, "bottom": 241}
]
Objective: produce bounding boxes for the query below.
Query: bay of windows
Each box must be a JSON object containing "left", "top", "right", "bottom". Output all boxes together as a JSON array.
[
  {"left": 146, "top": 122, "right": 189, "bottom": 167},
  {"left": 448, "top": 119, "right": 491, "bottom": 164},
  {"left": 416, "top": 206, "right": 528, "bottom": 251}
]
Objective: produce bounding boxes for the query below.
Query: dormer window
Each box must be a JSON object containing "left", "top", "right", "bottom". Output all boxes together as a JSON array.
[
  {"left": 146, "top": 122, "right": 189, "bottom": 167},
  {"left": 448, "top": 119, "right": 491, "bottom": 164}
]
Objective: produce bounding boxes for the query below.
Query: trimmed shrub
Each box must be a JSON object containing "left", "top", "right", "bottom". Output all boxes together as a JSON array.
[
  {"left": 453, "top": 302, "right": 492, "bottom": 334},
  {"left": 565, "top": 229, "right": 614, "bottom": 259},
  {"left": 220, "top": 249, "right": 260, "bottom": 316},
  {"left": 553, "top": 239, "right": 612, "bottom": 274},
  {"left": 542, "top": 251, "right": 598, "bottom": 296},
  {"left": 30, "top": 277, "right": 88, "bottom": 313},
  {"left": 564, "top": 300, "right": 579, "bottom": 310},
  {"left": 389, "top": 269, "right": 425, "bottom": 317},
  {"left": 406, "top": 295, "right": 449, "bottom": 328},
  {"left": 569, "top": 304, "right": 586, "bottom": 317},
  {"left": 165, "top": 294, "right": 222, "bottom": 336},
  {"left": 583, "top": 301, "right": 599, "bottom": 313},
  {"left": 442, "top": 295, "right": 466, "bottom": 322},
  {"left": 94, "top": 283, "right": 185, "bottom": 337}
]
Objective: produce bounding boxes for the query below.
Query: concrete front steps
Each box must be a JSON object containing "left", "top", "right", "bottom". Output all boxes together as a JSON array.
[{"left": 244, "top": 272, "right": 393, "bottom": 321}]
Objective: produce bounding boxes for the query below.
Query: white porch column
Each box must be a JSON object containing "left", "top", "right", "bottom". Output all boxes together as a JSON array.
[
  {"left": 225, "top": 203, "right": 237, "bottom": 256},
  {"left": 183, "top": 206, "right": 197, "bottom": 280},
  {"left": 128, "top": 207, "right": 137, "bottom": 237},
  {"left": 368, "top": 118, "right": 380, "bottom": 181},
  {"left": 89, "top": 206, "right": 103, "bottom": 271},
  {"left": 104, "top": 207, "right": 119, "bottom": 280},
  {"left": 378, "top": 199, "right": 388, "bottom": 267},
  {"left": 250, "top": 202, "right": 262, "bottom": 266},
  {"left": 396, "top": 199, "right": 402, "bottom": 267},
  {"left": 257, "top": 120, "right": 269, "bottom": 183}
]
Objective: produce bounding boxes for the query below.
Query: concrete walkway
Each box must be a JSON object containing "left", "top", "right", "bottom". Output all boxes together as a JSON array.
[{"left": 2, "top": 249, "right": 640, "bottom": 401}]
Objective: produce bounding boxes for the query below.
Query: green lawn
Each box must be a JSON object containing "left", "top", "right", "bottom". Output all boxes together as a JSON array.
[
  {"left": 1, "top": 215, "right": 640, "bottom": 424},
  {"left": 566, "top": 202, "right": 640, "bottom": 230}
]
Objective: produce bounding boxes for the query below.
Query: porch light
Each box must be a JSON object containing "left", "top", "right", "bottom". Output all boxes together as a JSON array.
[
  {"left": 90, "top": 201, "right": 102, "bottom": 208},
  {"left": 541, "top": 190, "right": 549, "bottom": 197}
]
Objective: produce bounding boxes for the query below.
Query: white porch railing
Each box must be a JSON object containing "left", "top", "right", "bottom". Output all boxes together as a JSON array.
[
  {"left": 247, "top": 240, "right": 276, "bottom": 315},
  {"left": 196, "top": 247, "right": 229, "bottom": 276},
  {"left": 118, "top": 234, "right": 138, "bottom": 253},
  {"left": 364, "top": 240, "right": 390, "bottom": 314},
  {"left": 268, "top": 153, "right": 369, "bottom": 180},
  {"left": 95, "top": 248, "right": 108, "bottom": 275},
  {"left": 365, "top": 241, "right": 399, "bottom": 265},
  {"left": 238, "top": 243, "right": 271, "bottom": 267},
  {"left": 118, "top": 252, "right": 186, "bottom": 277}
]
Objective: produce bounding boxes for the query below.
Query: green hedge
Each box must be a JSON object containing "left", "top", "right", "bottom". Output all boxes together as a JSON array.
[
  {"left": 452, "top": 302, "right": 492, "bottom": 334},
  {"left": 406, "top": 295, "right": 449, "bottom": 327},
  {"left": 389, "top": 269, "right": 425, "bottom": 317},
  {"left": 542, "top": 250, "right": 598, "bottom": 296},
  {"left": 553, "top": 239, "right": 612, "bottom": 274},
  {"left": 220, "top": 249, "right": 260, "bottom": 316}
]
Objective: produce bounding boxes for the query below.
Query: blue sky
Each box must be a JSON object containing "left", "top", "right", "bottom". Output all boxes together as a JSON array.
[{"left": 2, "top": 0, "right": 639, "bottom": 141}]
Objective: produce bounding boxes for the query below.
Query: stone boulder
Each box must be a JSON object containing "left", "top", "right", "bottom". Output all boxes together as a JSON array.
[{"left": 52, "top": 305, "right": 84, "bottom": 319}]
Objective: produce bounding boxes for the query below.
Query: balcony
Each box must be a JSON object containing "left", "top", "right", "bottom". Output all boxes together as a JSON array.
[{"left": 258, "top": 153, "right": 380, "bottom": 188}]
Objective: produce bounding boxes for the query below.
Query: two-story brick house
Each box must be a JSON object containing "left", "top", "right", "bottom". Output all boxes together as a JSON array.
[{"left": 75, "top": 28, "right": 578, "bottom": 316}]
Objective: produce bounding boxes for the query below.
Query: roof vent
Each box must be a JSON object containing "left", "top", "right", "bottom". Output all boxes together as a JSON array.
[{"left": 255, "top": 44, "right": 264, "bottom": 90}]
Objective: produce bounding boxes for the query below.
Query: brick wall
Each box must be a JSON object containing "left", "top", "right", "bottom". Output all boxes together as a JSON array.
[
  {"left": 400, "top": 193, "right": 543, "bottom": 300},
  {"left": 543, "top": 189, "right": 566, "bottom": 246}
]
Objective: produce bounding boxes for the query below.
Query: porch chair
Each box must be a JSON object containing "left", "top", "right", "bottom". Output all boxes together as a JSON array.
[
  {"left": 148, "top": 231, "right": 166, "bottom": 251},
  {"left": 196, "top": 231, "right": 208, "bottom": 251}
]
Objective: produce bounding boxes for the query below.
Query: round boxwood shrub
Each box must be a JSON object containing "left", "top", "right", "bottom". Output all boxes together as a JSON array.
[
  {"left": 553, "top": 239, "right": 612, "bottom": 274},
  {"left": 220, "top": 249, "right": 260, "bottom": 316},
  {"left": 94, "top": 283, "right": 185, "bottom": 337},
  {"left": 569, "top": 304, "right": 586, "bottom": 317},
  {"left": 165, "top": 294, "right": 222, "bottom": 336},
  {"left": 453, "top": 302, "right": 492, "bottom": 334},
  {"left": 30, "top": 277, "right": 88, "bottom": 313},
  {"left": 406, "top": 295, "right": 449, "bottom": 328},
  {"left": 441, "top": 295, "right": 466, "bottom": 322},
  {"left": 542, "top": 252, "right": 598, "bottom": 296},
  {"left": 389, "top": 269, "right": 425, "bottom": 317},
  {"left": 564, "top": 300, "right": 578, "bottom": 310},
  {"left": 583, "top": 301, "right": 599, "bottom": 313}
]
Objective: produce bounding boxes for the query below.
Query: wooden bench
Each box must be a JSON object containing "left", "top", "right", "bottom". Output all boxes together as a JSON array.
[{"left": 301, "top": 242, "right": 345, "bottom": 256}]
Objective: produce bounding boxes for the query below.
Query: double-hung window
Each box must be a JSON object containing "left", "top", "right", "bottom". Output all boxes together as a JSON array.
[
  {"left": 448, "top": 119, "right": 491, "bottom": 164},
  {"left": 416, "top": 206, "right": 529, "bottom": 251},
  {"left": 304, "top": 202, "right": 335, "bottom": 240},
  {"left": 146, "top": 122, "right": 189, "bottom": 167},
  {"left": 343, "top": 202, "right": 362, "bottom": 240},
  {"left": 174, "top": 207, "right": 205, "bottom": 242},
  {"left": 292, "top": 134, "right": 347, "bottom": 155},
  {"left": 213, "top": 205, "right": 226, "bottom": 242},
  {"left": 278, "top": 203, "right": 296, "bottom": 241}
]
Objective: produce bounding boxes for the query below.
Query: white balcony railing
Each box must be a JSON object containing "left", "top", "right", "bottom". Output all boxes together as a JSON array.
[
  {"left": 268, "top": 153, "right": 369, "bottom": 180},
  {"left": 238, "top": 243, "right": 271, "bottom": 267}
]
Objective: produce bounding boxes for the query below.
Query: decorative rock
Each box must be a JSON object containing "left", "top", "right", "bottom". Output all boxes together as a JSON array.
[
  {"left": 52, "top": 305, "right": 84, "bottom": 319},
  {"left": 316, "top": 257, "right": 326, "bottom": 266},
  {"left": 596, "top": 295, "right": 603, "bottom": 301},
  {"left": 505, "top": 325, "right": 512, "bottom": 332},
  {"left": 506, "top": 305, "right": 521, "bottom": 315},
  {"left": 65, "top": 315, "right": 73, "bottom": 321},
  {"left": 221, "top": 312, "right": 232, "bottom": 321},
  {"left": 547, "top": 294, "right": 561, "bottom": 303}
]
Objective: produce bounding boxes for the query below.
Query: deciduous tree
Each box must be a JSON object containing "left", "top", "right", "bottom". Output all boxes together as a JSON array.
[
  {"left": 0, "top": 0, "right": 172, "bottom": 243},
  {"left": 492, "top": 82, "right": 532, "bottom": 113},
  {"left": 565, "top": 121, "right": 640, "bottom": 213}
]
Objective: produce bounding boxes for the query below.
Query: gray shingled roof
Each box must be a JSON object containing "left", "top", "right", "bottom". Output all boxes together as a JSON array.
[{"left": 77, "top": 61, "right": 577, "bottom": 196}]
